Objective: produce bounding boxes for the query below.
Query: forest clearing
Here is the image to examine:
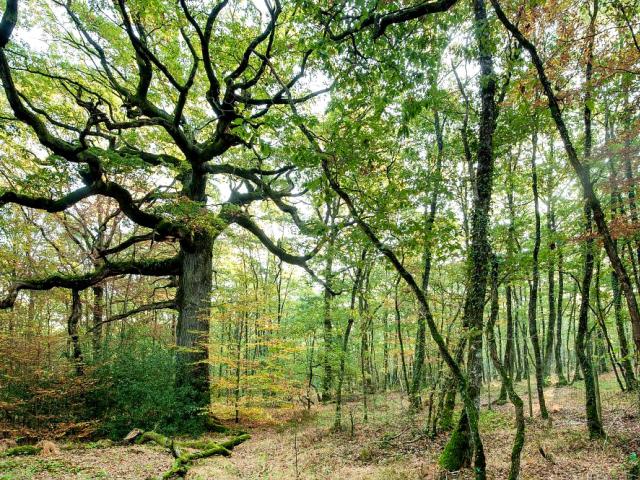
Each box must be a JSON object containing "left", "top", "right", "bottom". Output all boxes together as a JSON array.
[{"left": 1, "top": 0, "right": 640, "bottom": 478}]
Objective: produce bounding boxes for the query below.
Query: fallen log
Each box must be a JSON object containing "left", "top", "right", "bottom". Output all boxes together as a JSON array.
[{"left": 124, "top": 429, "right": 250, "bottom": 479}]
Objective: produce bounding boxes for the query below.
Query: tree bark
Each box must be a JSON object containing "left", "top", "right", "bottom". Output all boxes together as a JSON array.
[
  {"left": 335, "top": 257, "right": 364, "bottom": 429},
  {"left": 175, "top": 230, "right": 214, "bottom": 425},
  {"left": 499, "top": 156, "right": 517, "bottom": 401},
  {"left": 321, "top": 224, "right": 337, "bottom": 402}
]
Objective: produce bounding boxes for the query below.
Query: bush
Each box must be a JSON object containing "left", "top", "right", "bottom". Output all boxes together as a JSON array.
[{"left": 88, "top": 333, "right": 203, "bottom": 439}]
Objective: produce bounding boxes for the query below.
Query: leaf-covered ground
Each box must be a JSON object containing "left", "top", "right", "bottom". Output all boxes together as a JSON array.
[{"left": 1, "top": 374, "right": 638, "bottom": 479}]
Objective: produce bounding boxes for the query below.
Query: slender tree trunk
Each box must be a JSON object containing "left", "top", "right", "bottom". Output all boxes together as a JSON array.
[
  {"left": 499, "top": 156, "right": 517, "bottom": 401},
  {"left": 514, "top": 291, "right": 523, "bottom": 382},
  {"left": 606, "top": 106, "right": 637, "bottom": 391},
  {"left": 335, "top": 259, "right": 364, "bottom": 429},
  {"left": 528, "top": 129, "right": 549, "bottom": 419},
  {"left": 487, "top": 255, "right": 525, "bottom": 480},
  {"left": 612, "top": 266, "right": 637, "bottom": 390},
  {"left": 544, "top": 203, "right": 556, "bottom": 377},
  {"left": 556, "top": 245, "right": 567, "bottom": 384},
  {"left": 411, "top": 110, "right": 444, "bottom": 409},
  {"left": 68, "top": 289, "right": 83, "bottom": 376},
  {"left": 576, "top": 205, "right": 606, "bottom": 438},
  {"left": 91, "top": 285, "right": 103, "bottom": 358},
  {"left": 321, "top": 226, "right": 337, "bottom": 402},
  {"left": 395, "top": 277, "right": 410, "bottom": 394}
]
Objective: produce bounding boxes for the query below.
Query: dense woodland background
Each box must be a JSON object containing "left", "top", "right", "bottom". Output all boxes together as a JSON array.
[{"left": 0, "top": 0, "right": 639, "bottom": 478}]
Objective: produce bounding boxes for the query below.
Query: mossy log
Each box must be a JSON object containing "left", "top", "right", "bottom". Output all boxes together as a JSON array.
[{"left": 124, "top": 429, "right": 250, "bottom": 479}]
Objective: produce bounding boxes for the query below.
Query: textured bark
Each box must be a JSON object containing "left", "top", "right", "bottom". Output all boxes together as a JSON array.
[{"left": 175, "top": 230, "right": 214, "bottom": 420}]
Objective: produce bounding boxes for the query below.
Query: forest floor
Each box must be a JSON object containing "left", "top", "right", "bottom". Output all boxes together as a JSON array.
[{"left": 1, "top": 373, "right": 638, "bottom": 479}]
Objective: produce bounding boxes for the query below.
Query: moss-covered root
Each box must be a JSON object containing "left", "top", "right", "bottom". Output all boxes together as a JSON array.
[
  {"left": 162, "top": 434, "right": 251, "bottom": 479},
  {"left": 136, "top": 431, "right": 173, "bottom": 448},
  {"left": 124, "top": 429, "right": 251, "bottom": 479},
  {"left": 438, "top": 412, "right": 471, "bottom": 472},
  {"left": 1, "top": 445, "right": 42, "bottom": 457}
]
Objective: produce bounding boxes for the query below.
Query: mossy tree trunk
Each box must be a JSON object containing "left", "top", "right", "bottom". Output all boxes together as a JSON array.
[
  {"left": 440, "top": 0, "right": 497, "bottom": 474},
  {"left": 174, "top": 169, "right": 216, "bottom": 429},
  {"left": 91, "top": 285, "right": 103, "bottom": 357}
]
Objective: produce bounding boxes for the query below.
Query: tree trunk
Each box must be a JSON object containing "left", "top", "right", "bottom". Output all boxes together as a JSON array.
[
  {"left": 528, "top": 129, "right": 549, "bottom": 419},
  {"left": 68, "top": 289, "right": 83, "bottom": 376},
  {"left": 556, "top": 245, "right": 567, "bottom": 384},
  {"left": 92, "top": 285, "right": 103, "bottom": 357},
  {"left": 440, "top": 0, "right": 496, "bottom": 474},
  {"left": 411, "top": 109, "right": 444, "bottom": 409},
  {"left": 487, "top": 255, "right": 525, "bottom": 480},
  {"left": 499, "top": 156, "right": 517, "bottom": 401},
  {"left": 543, "top": 203, "right": 556, "bottom": 378},
  {"left": 576, "top": 205, "right": 606, "bottom": 438},
  {"left": 335, "top": 259, "right": 363, "bottom": 429},
  {"left": 321, "top": 228, "right": 337, "bottom": 402},
  {"left": 175, "top": 231, "right": 214, "bottom": 426},
  {"left": 605, "top": 105, "right": 637, "bottom": 391}
]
